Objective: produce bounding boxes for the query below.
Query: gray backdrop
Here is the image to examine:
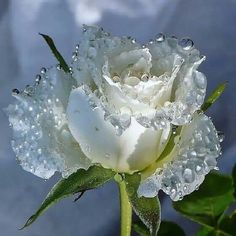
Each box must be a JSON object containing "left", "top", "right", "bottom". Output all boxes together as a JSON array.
[{"left": 0, "top": 0, "right": 236, "bottom": 235}]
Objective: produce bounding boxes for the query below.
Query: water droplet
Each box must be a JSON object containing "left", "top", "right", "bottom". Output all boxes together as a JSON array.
[
  {"left": 183, "top": 168, "right": 194, "bottom": 183},
  {"left": 69, "top": 67, "right": 73, "bottom": 74},
  {"left": 136, "top": 116, "right": 151, "bottom": 128},
  {"left": 214, "top": 166, "right": 219, "bottom": 171},
  {"left": 37, "top": 148, "right": 42, "bottom": 155},
  {"left": 172, "top": 125, "right": 178, "bottom": 134},
  {"left": 140, "top": 74, "right": 149, "bottom": 82},
  {"left": 178, "top": 191, "right": 183, "bottom": 197},
  {"left": 82, "top": 25, "right": 87, "bottom": 32},
  {"left": 115, "top": 125, "right": 122, "bottom": 136},
  {"left": 24, "top": 85, "right": 34, "bottom": 95},
  {"left": 156, "top": 33, "right": 165, "bottom": 42},
  {"left": 149, "top": 39, "right": 154, "bottom": 44},
  {"left": 40, "top": 67, "right": 47, "bottom": 74},
  {"left": 131, "top": 38, "right": 136, "bottom": 44},
  {"left": 179, "top": 38, "right": 194, "bottom": 50},
  {"left": 12, "top": 88, "right": 20, "bottom": 95},
  {"left": 72, "top": 52, "right": 78, "bottom": 60},
  {"left": 183, "top": 185, "right": 188, "bottom": 192},
  {"left": 217, "top": 131, "right": 225, "bottom": 142},
  {"left": 35, "top": 74, "right": 41, "bottom": 84},
  {"left": 56, "top": 64, "right": 62, "bottom": 70},
  {"left": 112, "top": 76, "right": 120, "bottom": 83},
  {"left": 75, "top": 44, "right": 79, "bottom": 51},
  {"left": 88, "top": 99, "right": 97, "bottom": 110},
  {"left": 195, "top": 165, "right": 202, "bottom": 172}
]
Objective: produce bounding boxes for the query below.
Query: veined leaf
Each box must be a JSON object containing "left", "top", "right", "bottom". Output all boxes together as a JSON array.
[
  {"left": 125, "top": 174, "right": 161, "bottom": 236},
  {"left": 173, "top": 172, "right": 234, "bottom": 228},
  {"left": 21, "top": 165, "right": 115, "bottom": 229},
  {"left": 201, "top": 82, "right": 227, "bottom": 112},
  {"left": 40, "top": 33, "right": 70, "bottom": 73}
]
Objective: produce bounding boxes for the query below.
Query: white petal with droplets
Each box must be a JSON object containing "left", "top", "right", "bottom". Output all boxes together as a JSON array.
[
  {"left": 138, "top": 114, "right": 221, "bottom": 201},
  {"left": 66, "top": 85, "right": 170, "bottom": 173},
  {"left": 6, "top": 67, "right": 91, "bottom": 179}
]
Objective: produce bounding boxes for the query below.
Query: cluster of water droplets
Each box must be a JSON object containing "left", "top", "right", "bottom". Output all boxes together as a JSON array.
[
  {"left": 138, "top": 114, "right": 222, "bottom": 201},
  {"left": 7, "top": 67, "right": 70, "bottom": 178},
  {"left": 81, "top": 85, "right": 132, "bottom": 136}
]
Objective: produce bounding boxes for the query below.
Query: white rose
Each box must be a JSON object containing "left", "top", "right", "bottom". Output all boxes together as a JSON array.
[{"left": 7, "top": 26, "right": 221, "bottom": 200}]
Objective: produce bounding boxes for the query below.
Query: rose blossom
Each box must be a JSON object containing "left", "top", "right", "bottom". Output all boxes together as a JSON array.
[{"left": 6, "top": 26, "right": 221, "bottom": 200}]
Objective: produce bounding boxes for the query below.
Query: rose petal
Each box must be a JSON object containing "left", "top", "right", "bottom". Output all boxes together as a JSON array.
[
  {"left": 6, "top": 67, "right": 91, "bottom": 179},
  {"left": 148, "top": 37, "right": 207, "bottom": 125},
  {"left": 66, "top": 86, "right": 170, "bottom": 173},
  {"left": 138, "top": 113, "right": 221, "bottom": 201},
  {"left": 72, "top": 25, "right": 140, "bottom": 87}
]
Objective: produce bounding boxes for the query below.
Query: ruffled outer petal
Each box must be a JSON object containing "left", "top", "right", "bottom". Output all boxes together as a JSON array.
[
  {"left": 72, "top": 25, "right": 140, "bottom": 87},
  {"left": 148, "top": 37, "right": 207, "bottom": 125},
  {"left": 138, "top": 113, "right": 221, "bottom": 201},
  {"left": 6, "top": 67, "right": 91, "bottom": 179},
  {"left": 66, "top": 86, "right": 171, "bottom": 173}
]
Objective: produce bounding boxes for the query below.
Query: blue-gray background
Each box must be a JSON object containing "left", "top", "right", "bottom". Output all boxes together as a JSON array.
[{"left": 0, "top": 0, "right": 236, "bottom": 235}]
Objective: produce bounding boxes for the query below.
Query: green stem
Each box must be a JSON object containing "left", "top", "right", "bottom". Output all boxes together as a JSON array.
[{"left": 116, "top": 176, "right": 132, "bottom": 236}]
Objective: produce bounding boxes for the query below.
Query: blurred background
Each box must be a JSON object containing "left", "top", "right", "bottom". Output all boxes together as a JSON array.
[{"left": 0, "top": 0, "right": 236, "bottom": 235}]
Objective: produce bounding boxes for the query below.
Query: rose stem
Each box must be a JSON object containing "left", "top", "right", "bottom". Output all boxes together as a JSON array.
[{"left": 116, "top": 175, "right": 132, "bottom": 236}]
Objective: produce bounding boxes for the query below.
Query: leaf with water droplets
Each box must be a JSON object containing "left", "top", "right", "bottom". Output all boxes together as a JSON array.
[
  {"left": 173, "top": 172, "right": 234, "bottom": 228},
  {"left": 39, "top": 33, "right": 70, "bottom": 73},
  {"left": 125, "top": 174, "right": 161, "bottom": 236},
  {"left": 201, "top": 82, "right": 227, "bottom": 112},
  {"left": 21, "top": 165, "right": 115, "bottom": 229}
]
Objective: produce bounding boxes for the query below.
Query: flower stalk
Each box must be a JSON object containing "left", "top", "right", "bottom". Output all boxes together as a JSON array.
[{"left": 115, "top": 174, "right": 132, "bottom": 236}]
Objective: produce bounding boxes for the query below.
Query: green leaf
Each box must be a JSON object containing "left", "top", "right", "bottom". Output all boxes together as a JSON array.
[
  {"left": 173, "top": 172, "right": 234, "bottom": 229},
  {"left": 218, "top": 211, "right": 236, "bottom": 236},
  {"left": 133, "top": 221, "right": 149, "bottom": 236},
  {"left": 196, "top": 226, "right": 215, "bottom": 236},
  {"left": 157, "top": 221, "right": 186, "bottom": 236},
  {"left": 133, "top": 220, "right": 186, "bottom": 236},
  {"left": 21, "top": 165, "right": 115, "bottom": 229},
  {"left": 232, "top": 164, "right": 236, "bottom": 198},
  {"left": 125, "top": 174, "right": 161, "bottom": 236},
  {"left": 197, "top": 211, "right": 236, "bottom": 236},
  {"left": 201, "top": 82, "right": 227, "bottom": 112},
  {"left": 39, "top": 33, "right": 70, "bottom": 73}
]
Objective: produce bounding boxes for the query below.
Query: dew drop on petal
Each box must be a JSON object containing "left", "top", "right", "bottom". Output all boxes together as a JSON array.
[
  {"left": 56, "top": 64, "right": 62, "bottom": 70},
  {"left": 12, "top": 88, "right": 20, "bottom": 95},
  {"left": 40, "top": 67, "right": 47, "bottom": 74},
  {"left": 217, "top": 131, "right": 225, "bottom": 142},
  {"left": 35, "top": 74, "right": 42, "bottom": 84},
  {"left": 179, "top": 38, "right": 194, "bottom": 50},
  {"left": 183, "top": 168, "right": 195, "bottom": 183},
  {"left": 155, "top": 33, "right": 165, "bottom": 42}
]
